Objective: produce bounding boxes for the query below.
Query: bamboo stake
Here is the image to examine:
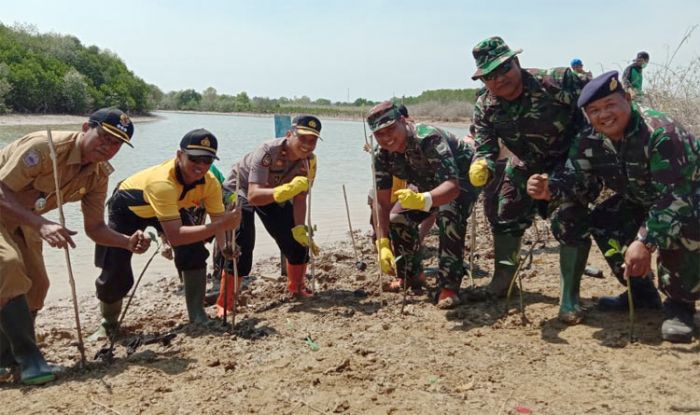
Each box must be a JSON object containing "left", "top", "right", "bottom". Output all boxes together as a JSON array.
[
  {"left": 342, "top": 184, "right": 366, "bottom": 271},
  {"left": 305, "top": 159, "right": 317, "bottom": 293},
  {"left": 46, "top": 128, "right": 86, "bottom": 368},
  {"left": 362, "top": 108, "right": 385, "bottom": 298}
]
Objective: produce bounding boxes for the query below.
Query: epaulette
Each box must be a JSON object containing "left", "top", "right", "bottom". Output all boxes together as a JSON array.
[{"left": 99, "top": 161, "right": 115, "bottom": 176}]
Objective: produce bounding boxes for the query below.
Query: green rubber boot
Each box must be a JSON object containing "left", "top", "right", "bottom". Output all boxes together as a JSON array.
[
  {"left": 0, "top": 328, "right": 16, "bottom": 381},
  {"left": 182, "top": 268, "right": 210, "bottom": 324},
  {"left": 486, "top": 233, "right": 522, "bottom": 298},
  {"left": 89, "top": 299, "right": 123, "bottom": 341},
  {"left": 0, "top": 296, "right": 55, "bottom": 385},
  {"left": 558, "top": 242, "right": 591, "bottom": 325}
]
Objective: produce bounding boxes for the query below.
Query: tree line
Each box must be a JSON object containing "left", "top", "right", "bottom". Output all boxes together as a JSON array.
[
  {"left": 0, "top": 22, "right": 478, "bottom": 117},
  {"left": 0, "top": 23, "right": 158, "bottom": 114}
]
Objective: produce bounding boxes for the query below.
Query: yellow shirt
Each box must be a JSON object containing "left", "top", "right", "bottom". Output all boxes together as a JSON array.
[
  {"left": 117, "top": 159, "right": 224, "bottom": 221},
  {"left": 0, "top": 131, "right": 111, "bottom": 223}
]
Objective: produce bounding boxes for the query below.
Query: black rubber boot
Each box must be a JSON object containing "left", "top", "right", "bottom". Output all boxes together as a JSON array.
[
  {"left": 183, "top": 268, "right": 210, "bottom": 324},
  {"left": 597, "top": 276, "right": 662, "bottom": 311},
  {"left": 661, "top": 299, "right": 696, "bottom": 343},
  {"left": 0, "top": 295, "right": 55, "bottom": 385}
]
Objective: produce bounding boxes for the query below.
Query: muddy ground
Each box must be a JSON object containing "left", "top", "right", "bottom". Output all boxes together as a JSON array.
[{"left": 1, "top": 207, "right": 699, "bottom": 415}]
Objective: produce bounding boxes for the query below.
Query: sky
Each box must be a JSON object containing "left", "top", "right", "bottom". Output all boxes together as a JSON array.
[{"left": 2, "top": 0, "right": 699, "bottom": 102}]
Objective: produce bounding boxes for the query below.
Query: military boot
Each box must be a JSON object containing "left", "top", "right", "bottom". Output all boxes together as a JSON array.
[
  {"left": 486, "top": 233, "right": 522, "bottom": 298},
  {"left": 182, "top": 268, "right": 210, "bottom": 324},
  {"left": 558, "top": 242, "right": 590, "bottom": 324},
  {"left": 0, "top": 296, "right": 55, "bottom": 385},
  {"left": 89, "top": 299, "right": 123, "bottom": 341},
  {"left": 661, "top": 299, "right": 696, "bottom": 343},
  {"left": 597, "top": 276, "right": 662, "bottom": 311}
]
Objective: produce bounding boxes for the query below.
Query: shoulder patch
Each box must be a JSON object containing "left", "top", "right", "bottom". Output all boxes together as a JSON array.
[
  {"left": 415, "top": 123, "right": 438, "bottom": 139},
  {"left": 100, "top": 162, "right": 115, "bottom": 176},
  {"left": 22, "top": 149, "right": 41, "bottom": 168},
  {"left": 261, "top": 153, "right": 272, "bottom": 167}
]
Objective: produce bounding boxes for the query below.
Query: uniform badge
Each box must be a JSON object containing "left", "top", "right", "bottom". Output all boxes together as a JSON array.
[
  {"left": 609, "top": 78, "right": 618, "bottom": 91},
  {"left": 261, "top": 153, "right": 272, "bottom": 167},
  {"left": 119, "top": 113, "right": 131, "bottom": 126},
  {"left": 201, "top": 137, "right": 211, "bottom": 147},
  {"left": 308, "top": 120, "right": 317, "bottom": 128},
  {"left": 22, "top": 150, "right": 41, "bottom": 168},
  {"left": 34, "top": 196, "right": 46, "bottom": 211}
]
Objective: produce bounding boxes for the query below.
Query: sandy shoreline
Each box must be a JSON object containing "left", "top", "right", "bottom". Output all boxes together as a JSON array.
[
  {"left": 0, "top": 113, "right": 161, "bottom": 126},
  {"left": 0, "top": 110, "right": 472, "bottom": 129}
]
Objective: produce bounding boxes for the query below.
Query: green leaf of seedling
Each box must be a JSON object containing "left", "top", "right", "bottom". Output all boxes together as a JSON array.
[
  {"left": 608, "top": 239, "right": 621, "bottom": 252},
  {"left": 604, "top": 248, "right": 618, "bottom": 258},
  {"left": 312, "top": 224, "right": 318, "bottom": 232},
  {"left": 499, "top": 260, "right": 516, "bottom": 266},
  {"left": 226, "top": 193, "right": 238, "bottom": 204},
  {"left": 305, "top": 336, "right": 320, "bottom": 352},
  {"left": 148, "top": 231, "right": 157, "bottom": 241},
  {"left": 428, "top": 375, "right": 440, "bottom": 385}
]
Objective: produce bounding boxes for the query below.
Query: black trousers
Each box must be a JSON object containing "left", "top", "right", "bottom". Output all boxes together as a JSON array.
[
  {"left": 94, "top": 192, "right": 209, "bottom": 304},
  {"left": 232, "top": 194, "right": 308, "bottom": 277}
]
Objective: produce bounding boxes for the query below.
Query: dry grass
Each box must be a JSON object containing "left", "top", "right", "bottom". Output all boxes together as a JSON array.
[
  {"left": 407, "top": 100, "right": 474, "bottom": 123},
  {"left": 645, "top": 25, "right": 700, "bottom": 135}
]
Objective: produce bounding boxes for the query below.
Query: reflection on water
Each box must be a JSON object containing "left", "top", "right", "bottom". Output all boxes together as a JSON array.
[{"left": 0, "top": 112, "right": 469, "bottom": 302}]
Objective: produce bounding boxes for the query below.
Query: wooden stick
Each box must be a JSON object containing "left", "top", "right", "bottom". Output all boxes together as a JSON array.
[
  {"left": 468, "top": 196, "right": 478, "bottom": 288},
  {"left": 341, "top": 184, "right": 361, "bottom": 263},
  {"left": 305, "top": 159, "right": 317, "bottom": 293},
  {"left": 46, "top": 128, "right": 86, "bottom": 368},
  {"left": 362, "top": 109, "right": 385, "bottom": 297},
  {"left": 231, "top": 164, "right": 241, "bottom": 328}
]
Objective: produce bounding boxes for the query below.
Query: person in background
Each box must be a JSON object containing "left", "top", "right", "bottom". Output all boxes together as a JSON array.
[
  {"left": 570, "top": 58, "right": 592, "bottom": 81},
  {"left": 622, "top": 51, "right": 650, "bottom": 101}
]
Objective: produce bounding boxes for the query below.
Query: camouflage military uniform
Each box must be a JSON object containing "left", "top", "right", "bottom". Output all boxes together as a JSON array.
[
  {"left": 473, "top": 67, "right": 588, "bottom": 235},
  {"left": 374, "top": 123, "right": 479, "bottom": 292},
  {"left": 549, "top": 105, "right": 700, "bottom": 302}
]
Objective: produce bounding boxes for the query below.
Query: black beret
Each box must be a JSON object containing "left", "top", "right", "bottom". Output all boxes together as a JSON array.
[
  {"left": 180, "top": 128, "right": 219, "bottom": 159},
  {"left": 577, "top": 70, "right": 624, "bottom": 108},
  {"left": 89, "top": 107, "right": 134, "bottom": 147}
]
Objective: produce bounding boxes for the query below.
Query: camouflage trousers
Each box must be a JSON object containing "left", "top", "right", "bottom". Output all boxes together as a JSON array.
[
  {"left": 492, "top": 158, "right": 550, "bottom": 236},
  {"left": 389, "top": 182, "right": 479, "bottom": 292},
  {"left": 552, "top": 192, "right": 700, "bottom": 302}
]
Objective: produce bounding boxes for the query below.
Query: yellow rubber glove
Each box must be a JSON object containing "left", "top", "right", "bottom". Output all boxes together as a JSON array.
[
  {"left": 394, "top": 188, "right": 432, "bottom": 211},
  {"left": 375, "top": 237, "right": 396, "bottom": 275},
  {"left": 292, "top": 225, "right": 320, "bottom": 256},
  {"left": 469, "top": 159, "right": 490, "bottom": 187},
  {"left": 272, "top": 176, "right": 309, "bottom": 203}
]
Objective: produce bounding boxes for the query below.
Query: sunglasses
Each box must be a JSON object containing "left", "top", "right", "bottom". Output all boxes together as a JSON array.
[
  {"left": 187, "top": 154, "right": 215, "bottom": 165},
  {"left": 481, "top": 59, "right": 514, "bottom": 81}
]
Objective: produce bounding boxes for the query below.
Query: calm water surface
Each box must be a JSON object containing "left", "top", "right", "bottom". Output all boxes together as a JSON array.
[{"left": 0, "top": 112, "right": 469, "bottom": 303}]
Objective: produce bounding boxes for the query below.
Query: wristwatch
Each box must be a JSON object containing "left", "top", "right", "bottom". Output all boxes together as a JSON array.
[{"left": 635, "top": 233, "right": 657, "bottom": 253}]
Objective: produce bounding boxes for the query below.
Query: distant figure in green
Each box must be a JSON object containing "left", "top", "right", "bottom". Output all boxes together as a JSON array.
[{"left": 622, "top": 51, "right": 649, "bottom": 101}]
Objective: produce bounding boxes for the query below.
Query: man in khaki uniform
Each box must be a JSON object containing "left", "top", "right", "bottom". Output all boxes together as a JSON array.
[{"left": 0, "top": 108, "right": 150, "bottom": 385}]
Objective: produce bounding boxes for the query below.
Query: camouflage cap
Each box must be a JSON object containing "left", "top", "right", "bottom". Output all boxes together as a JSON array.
[
  {"left": 471, "top": 36, "right": 523, "bottom": 80},
  {"left": 366, "top": 101, "right": 402, "bottom": 133}
]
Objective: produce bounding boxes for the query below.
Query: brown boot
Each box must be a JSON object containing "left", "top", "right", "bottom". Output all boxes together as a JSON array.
[
  {"left": 287, "top": 263, "right": 313, "bottom": 298},
  {"left": 215, "top": 270, "right": 243, "bottom": 318}
]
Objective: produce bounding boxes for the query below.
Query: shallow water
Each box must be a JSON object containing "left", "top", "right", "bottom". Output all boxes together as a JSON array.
[{"left": 0, "top": 111, "right": 469, "bottom": 303}]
